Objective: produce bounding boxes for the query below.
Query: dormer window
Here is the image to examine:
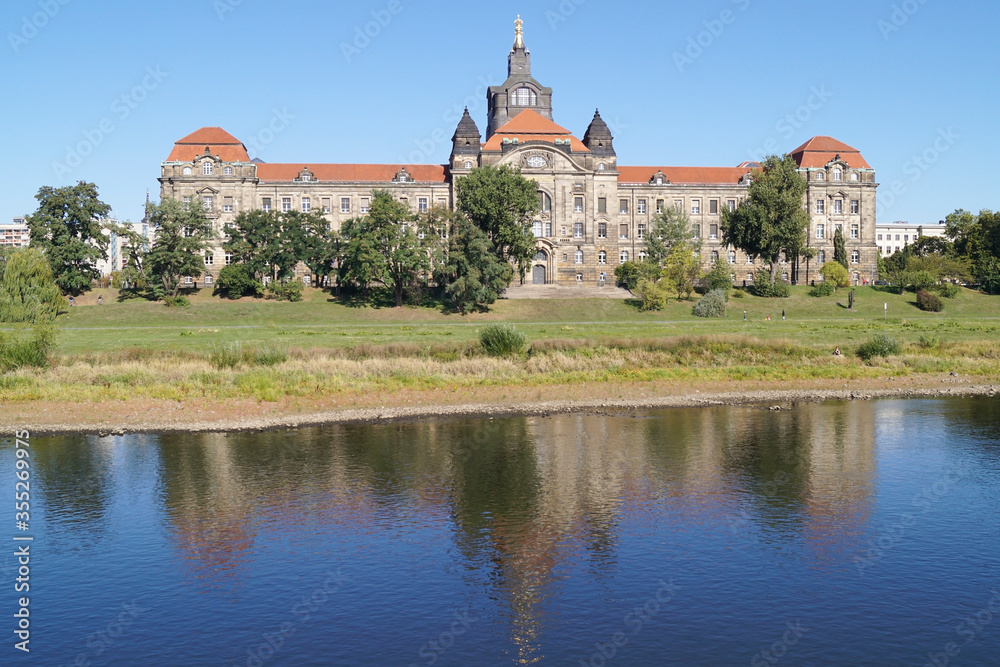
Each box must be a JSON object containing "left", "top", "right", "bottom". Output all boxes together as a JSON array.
[
  {"left": 183, "top": 167, "right": 192, "bottom": 176},
  {"left": 399, "top": 175, "right": 407, "bottom": 183},
  {"left": 302, "top": 174, "right": 311, "bottom": 182},
  {"left": 464, "top": 161, "right": 473, "bottom": 169},
  {"left": 513, "top": 87, "right": 536, "bottom": 106},
  {"left": 657, "top": 178, "right": 663, "bottom": 185},
  {"left": 598, "top": 163, "right": 606, "bottom": 171},
  {"left": 833, "top": 168, "right": 843, "bottom": 181},
  {"left": 223, "top": 166, "right": 233, "bottom": 176},
  {"left": 851, "top": 173, "right": 859, "bottom": 181},
  {"left": 203, "top": 162, "right": 213, "bottom": 175},
  {"left": 816, "top": 171, "right": 825, "bottom": 181}
]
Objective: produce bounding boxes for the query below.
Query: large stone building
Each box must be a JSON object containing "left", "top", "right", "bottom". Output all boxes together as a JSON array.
[{"left": 159, "top": 18, "right": 880, "bottom": 288}]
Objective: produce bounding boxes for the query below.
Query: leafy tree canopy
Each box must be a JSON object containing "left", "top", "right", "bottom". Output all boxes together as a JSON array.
[
  {"left": 146, "top": 199, "right": 216, "bottom": 298},
  {"left": 0, "top": 247, "right": 66, "bottom": 323}
]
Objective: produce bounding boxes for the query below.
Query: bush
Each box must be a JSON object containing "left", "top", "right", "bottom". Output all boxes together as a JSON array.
[
  {"left": 479, "top": 323, "right": 526, "bottom": 357},
  {"left": 704, "top": 263, "right": 734, "bottom": 293},
  {"left": 209, "top": 342, "right": 244, "bottom": 370},
  {"left": 265, "top": 280, "right": 304, "bottom": 302},
  {"left": 905, "top": 270, "right": 937, "bottom": 293},
  {"left": 693, "top": 289, "right": 728, "bottom": 318},
  {"left": 637, "top": 279, "right": 668, "bottom": 312},
  {"left": 0, "top": 248, "right": 66, "bottom": 323},
  {"left": 819, "top": 261, "right": 850, "bottom": 288},
  {"left": 614, "top": 261, "right": 659, "bottom": 292},
  {"left": 751, "top": 270, "right": 790, "bottom": 298},
  {"left": 216, "top": 264, "right": 263, "bottom": 300},
  {"left": 0, "top": 325, "right": 55, "bottom": 372},
  {"left": 163, "top": 295, "right": 190, "bottom": 308},
  {"left": 731, "top": 289, "right": 745, "bottom": 299},
  {"left": 857, "top": 332, "right": 901, "bottom": 361},
  {"left": 809, "top": 281, "right": 835, "bottom": 297},
  {"left": 932, "top": 283, "right": 960, "bottom": 299},
  {"left": 916, "top": 290, "right": 944, "bottom": 312}
]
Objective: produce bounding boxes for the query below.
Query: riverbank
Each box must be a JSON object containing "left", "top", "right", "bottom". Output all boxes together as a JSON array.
[{"left": 6, "top": 373, "right": 996, "bottom": 436}]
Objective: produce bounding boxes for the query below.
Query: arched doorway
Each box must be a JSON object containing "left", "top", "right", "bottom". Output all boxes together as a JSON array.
[{"left": 533, "top": 250, "right": 548, "bottom": 285}]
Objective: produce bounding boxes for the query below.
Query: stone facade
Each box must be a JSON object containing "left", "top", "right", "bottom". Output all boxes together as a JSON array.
[{"left": 159, "top": 19, "right": 879, "bottom": 288}]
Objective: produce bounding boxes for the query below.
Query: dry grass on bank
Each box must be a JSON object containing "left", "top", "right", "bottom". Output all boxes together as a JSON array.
[{"left": 1, "top": 335, "right": 998, "bottom": 405}]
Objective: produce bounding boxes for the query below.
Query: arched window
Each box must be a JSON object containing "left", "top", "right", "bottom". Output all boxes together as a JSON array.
[
  {"left": 535, "top": 250, "right": 547, "bottom": 262},
  {"left": 598, "top": 163, "right": 606, "bottom": 171},
  {"left": 514, "top": 87, "right": 536, "bottom": 106},
  {"left": 538, "top": 192, "right": 551, "bottom": 212},
  {"left": 620, "top": 250, "right": 629, "bottom": 263},
  {"left": 818, "top": 250, "right": 826, "bottom": 264},
  {"left": 816, "top": 171, "right": 825, "bottom": 181},
  {"left": 464, "top": 161, "right": 473, "bottom": 169},
  {"left": 575, "top": 250, "right": 584, "bottom": 264},
  {"left": 833, "top": 168, "right": 843, "bottom": 181},
  {"left": 224, "top": 166, "right": 233, "bottom": 176},
  {"left": 203, "top": 162, "right": 213, "bottom": 175},
  {"left": 182, "top": 167, "right": 192, "bottom": 175},
  {"left": 728, "top": 251, "right": 737, "bottom": 265},
  {"left": 598, "top": 251, "right": 607, "bottom": 265},
  {"left": 851, "top": 172, "right": 859, "bottom": 181}
]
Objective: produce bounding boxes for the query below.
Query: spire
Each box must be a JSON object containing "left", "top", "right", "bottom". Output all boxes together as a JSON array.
[
  {"left": 451, "top": 107, "right": 482, "bottom": 157},
  {"left": 513, "top": 15, "right": 525, "bottom": 50},
  {"left": 583, "top": 109, "right": 616, "bottom": 157}
]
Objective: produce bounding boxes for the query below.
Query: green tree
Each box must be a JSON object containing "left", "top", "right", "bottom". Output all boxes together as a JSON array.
[
  {"left": 636, "top": 278, "right": 668, "bottom": 311},
  {"left": 614, "top": 260, "right": 659, "bottom": 292},
  {"left": 224, "top": 209, "right": 304, "bottom": 282},
  {"left": 146, "top": 199, "right": 216, "bottom": 298},
  {"left": 834, "top": 227, "right": 848, "bottom": 269},
  {"left": 720, "top": 155, "right": 810, "bottom": 289},
  {"left": 435, "top": 215, "right": 513, "bottom": 314},
  {"left": 215, "top": 263, "right": 263, "bottom": 300},
  {"left": 300, "top": 214, "right": 342, "bottom": 289},
  {"left": 0, "top": 248, "right": 66, "bottom": 323},
  {"left": 645, "top": 206, "right": 700, "bottom": 267},
  {"left": 340, "top": 190, "right": 428, "bottom": 307},
  {"left": 820, "top": 261, "right": 850, "bottom": 288},
  {"left": 704, "top": 261, "right": 734, "bottom": 292},
  {"left": 26, "top": 182, "right": 111, "bottom": 295},
  {"left": 455, "top": 165, "right": 538, "bottom": 279},
  {"left": 662, "top": 243, "right": 702, "bottom": 300},
  {"left": 949, "top": 209, "right": 1000, "bottom": 292}
]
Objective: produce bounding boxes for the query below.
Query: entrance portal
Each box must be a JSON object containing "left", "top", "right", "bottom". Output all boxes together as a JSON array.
[{"left": 532, "top": 265, "right": 546, "bottom": 285}]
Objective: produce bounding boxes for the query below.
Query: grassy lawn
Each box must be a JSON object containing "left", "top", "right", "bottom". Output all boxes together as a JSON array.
[{"left": 47, "top": 285, "right": 1000, "bottom": 356}]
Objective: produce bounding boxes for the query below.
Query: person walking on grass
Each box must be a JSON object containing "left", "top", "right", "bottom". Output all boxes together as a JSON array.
[{"left": 782, "top": 309, "right": 785, "bottom": 321}]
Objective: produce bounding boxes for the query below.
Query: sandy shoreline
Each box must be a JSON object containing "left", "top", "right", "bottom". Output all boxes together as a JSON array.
[{"left": 5, "top": 376, "right": 997, "bottom": 436}]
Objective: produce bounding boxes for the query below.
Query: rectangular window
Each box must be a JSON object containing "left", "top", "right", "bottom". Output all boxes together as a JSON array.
[
  {"left": 816, "top": 200, "right": 825, "bottom": 214},
  {"left": 225, "top": 253, "right": 232, "bottom": 266},
  {"left": 419, "top": 198, "right": 428, "bottom": 213},
  {"left": 544, "top": 223, "right": 552, "bottom": 237},
  {"left": 851, "top": 200, "right": 860, "bottom": 215},
  {"left": 877, "top": 234, "right": 883, "bottom": 241},
  {"left": 656, "top": 199, "right": 664, "bottom": 213},
  {"left": 709, "top": 200, "right": 719, "bottom": 215},
  {"left": 597, "top": 223, "right": 607, "bottom": 239},
  {"left": 598, "top": 198, "right": 607, "bottom": 214},
  {"left": 638, "top": 223, "right": 646, "bottom": 240},
  {"left": 302, "top": 197, "right": 311, "bottom": 213},
  {"left": 574, "top": 197, "right": 584, "bottom": 213},
  {"left": 203, "top": 196, "right": 213, "bottom": 211},
  {"left": 322, "top": 198, "right": 331, "bottom": 214},
  {"left": 282, "top": 198, "right": 292, "bottom": 213},
  {"left": 619, "top": 199, "right": 629, "bottom": 215},
  {"left": 574, "top": 222, "right": 584, "bottom": 239},
  {"left": 817, "top": 224, "right": 826, "bottom": 240},
  {"left": 619, "top": 224, "right": 629, "bottom": 240},
  {"left": 637, "top": 199, "right": 647, "bottom": 215},
  {"left": 834, "top": 199, "right": 843, "bottom": 214},
  {"left": 727, "top": 199, "right": 736, "bottom": 212},
  {"left": 341, "top": 198, "right": 351, "bottom": 214},
  {"left": 224, "top": 196, "right": 234, "bottom": 213},
  {"left": 438, "top": 197, "right": 448, "bottom": 207},
  {"left": 692, "top": 200, "right": 701, "bottom": 215},
  {"left": 262, "top": 197, "right": 272, "bottom": 212},
  {"left": 361, "top": 198, "right": 370, "bottom": 214},
  {"left": 182, "top": 196, "right": 191, "bottom": 211},
  {"left": 709, "top": 223, "right": 718, "bottom": 240},
  {"left": 674, "top": 199, "right": 683, "bottom": 212},
  {"left": 896, "top": 235, "right": 901, "bottom": 241},
  {"left": 852, "top": 225, "right": 859, "bottom": 240},
  {"left": 204, "top": 254, "right": 214, "bottom": 266},
  {"left": 532, "top": 221, "right": 543, "bottom": 237}
]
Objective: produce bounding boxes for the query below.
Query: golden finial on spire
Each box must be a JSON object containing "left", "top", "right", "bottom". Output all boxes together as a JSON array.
[{"left": 514, "top": 14, "right": 525, "bottom": 50}]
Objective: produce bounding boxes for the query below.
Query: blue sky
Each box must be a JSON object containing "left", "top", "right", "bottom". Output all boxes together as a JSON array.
[{"left": 2, "top": 0, "right": 997, "bottom": 226}]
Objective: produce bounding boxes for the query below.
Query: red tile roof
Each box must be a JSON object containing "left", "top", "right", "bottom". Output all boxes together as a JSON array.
[
  {"left": 789, "top": 136, "right": 871, "bottom": 169},
  {"left": 255, "top": 164, "right": 448, "bottom": 183},
  {"left": 483, "top": 109, "right": 589, "bottom": 152},
  {"left": 617, "top": 166, "right": 754, "bottom": 185},
  {"left": 167, "top": 127, "right": 250, "bottom": 163}
]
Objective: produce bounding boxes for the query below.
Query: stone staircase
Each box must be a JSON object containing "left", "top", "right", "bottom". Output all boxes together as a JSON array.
[{"left": 503, "top": 283, "right": 633, "bottom": 300}]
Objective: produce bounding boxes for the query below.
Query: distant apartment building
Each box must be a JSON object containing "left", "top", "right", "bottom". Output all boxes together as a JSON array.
[
  {"left": 875, "top": 221, "right": 949, "bottom": 257},
  {"left": 1, "top": 217, "right": 30, "bottom": 248},
  {"left": 98, "top": 218, "right": 153, "bottom": 275}
]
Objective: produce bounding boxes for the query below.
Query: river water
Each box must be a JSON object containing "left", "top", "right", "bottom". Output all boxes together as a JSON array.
[{"left": 2, "top": 398, "right": 999, "bottom": 666}]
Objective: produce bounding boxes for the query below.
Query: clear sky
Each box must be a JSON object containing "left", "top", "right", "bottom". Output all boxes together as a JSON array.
[{"left": 2, "top": 0, "right": 997, "bottom": 226}]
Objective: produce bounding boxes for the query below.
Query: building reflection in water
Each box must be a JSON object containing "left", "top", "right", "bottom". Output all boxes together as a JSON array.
[{"left": 139, "top": 402, "right": 876, "bottom": 654}]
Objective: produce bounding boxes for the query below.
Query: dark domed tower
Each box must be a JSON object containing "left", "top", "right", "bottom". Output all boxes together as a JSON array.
[
  {"left": 450, "top": 108, "right": 482, "bottom": 171},
  {"left": 486, "top": 16, "right": 554, "bottom": 139},
  {"left": 583, "top": 109, "right": 616, "bottom": 158}
]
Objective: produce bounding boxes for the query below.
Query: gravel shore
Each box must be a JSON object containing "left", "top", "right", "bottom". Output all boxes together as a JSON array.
[{"left": 7, "top": 378, "right": 997, "bottom": 436}]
